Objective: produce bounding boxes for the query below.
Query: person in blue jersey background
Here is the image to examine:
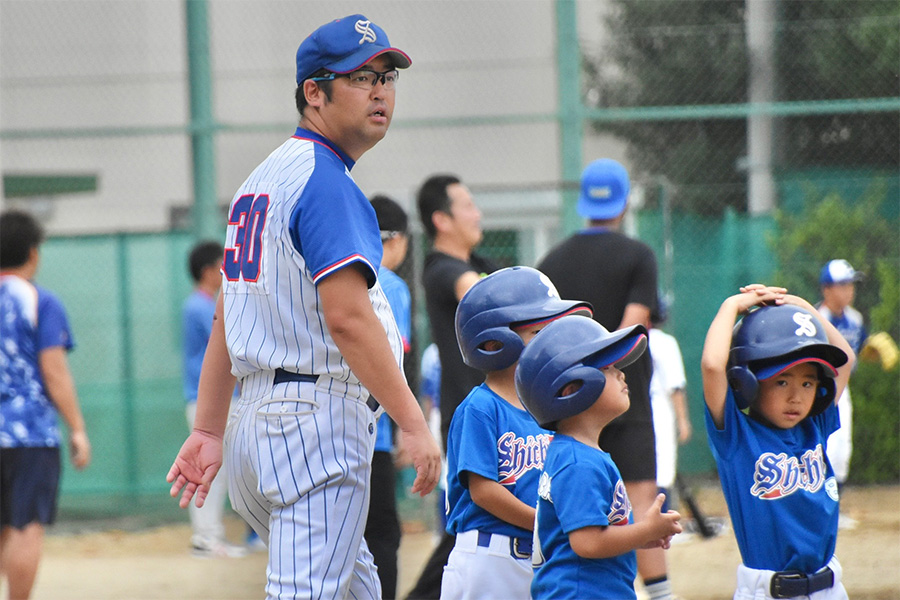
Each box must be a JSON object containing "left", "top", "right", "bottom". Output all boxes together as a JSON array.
[{"left": 0, "top": 209, "right": 92, "bottom": 599}]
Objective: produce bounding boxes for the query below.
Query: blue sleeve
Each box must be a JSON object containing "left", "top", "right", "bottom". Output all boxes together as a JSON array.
[
  {"left": 36, "top": 289, "right": 74, "bottom": 352},
  {"left": 449, "top": 399, "right": 500, "bottom": 485},
  {"left": 704, "top": 387, "right": 742, "bottom": 461},
  {"left": 290, "top": 157, "right": 383, "bottom": 288},
  {"left": 551, "top": 461, "right": 616, "bottom": 532},
  {"left": 182, "top": 294, "right": 215, "bottom": 401},
  {"left": 380, "top": 270, "right": 411, "bottom": 347}
]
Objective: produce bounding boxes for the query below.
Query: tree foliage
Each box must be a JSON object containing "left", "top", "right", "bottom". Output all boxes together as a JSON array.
[{"left": 584, "top": 0, "right": 900, "bottom": 214}]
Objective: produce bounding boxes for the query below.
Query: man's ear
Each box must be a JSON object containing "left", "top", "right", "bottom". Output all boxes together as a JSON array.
[
  {"left": 432, "top": 210, "right": 451, "bottom": 234},
  {"left": 303, "top": 80, "right": 324, "bottom": 108}
]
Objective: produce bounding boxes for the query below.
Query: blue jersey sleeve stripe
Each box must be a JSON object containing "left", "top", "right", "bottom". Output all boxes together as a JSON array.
[{"left": 311, "top": 254, "right": 376, "bottom": 285}]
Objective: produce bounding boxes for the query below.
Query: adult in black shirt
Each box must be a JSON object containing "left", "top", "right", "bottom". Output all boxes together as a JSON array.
[
  {"left": 405, "top": 174, "right": 497, "bottom": 600},
  {"left": 538, "top": 159, "right": 673, "bottom": 600}
]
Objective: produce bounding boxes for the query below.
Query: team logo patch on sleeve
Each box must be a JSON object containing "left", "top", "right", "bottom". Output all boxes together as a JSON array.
[
  {"left": 608, "top": 480, "right": 631, "bottom": 525},
  {"left": 538, "top": 471, "right": 552, "bottom": 503}
]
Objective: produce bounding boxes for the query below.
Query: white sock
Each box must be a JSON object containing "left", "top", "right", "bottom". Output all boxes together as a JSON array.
[{"left": 644, "top": 577, "right": 672, "bottom": 600}]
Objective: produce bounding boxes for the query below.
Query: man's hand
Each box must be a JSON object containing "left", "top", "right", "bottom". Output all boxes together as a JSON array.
[
  {"left": 166, "top": 430, "right": 224, "bottom": 509},
  {"left": 398, "top": 423, "right": 441, "bottom": 497}
]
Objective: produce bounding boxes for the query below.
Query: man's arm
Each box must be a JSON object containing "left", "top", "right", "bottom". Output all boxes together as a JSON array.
[
  {"left": 39, "top": 346, "right": 91, "bottom": 470},
  {"left": 191, "top": 293, "right": 237, "bottom": 438},
  {"left": 319, "top": 265, "right": 441, "bottom": 496},
  {"left": 670, "top": 388, "right": 692, "bottom": 444},
  {"left": 619, "top": 303, "right": 651, "bottom": 330},
  {"left": 454, "top": 270, "right": 482, "bottom": 301},
  {"left": 167, "top": 293, "right": 237, "bottom": 508}
]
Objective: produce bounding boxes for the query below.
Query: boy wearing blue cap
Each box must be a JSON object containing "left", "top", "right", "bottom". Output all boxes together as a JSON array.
[
  {"left": 701, "top": 285, "right": 855, "bottom": 599},
  {"left": 167, "top": 15, "right": 441, "bottom": 600},
  {"left": 817, "top": 259, "right": 866, "bottom": 528}
]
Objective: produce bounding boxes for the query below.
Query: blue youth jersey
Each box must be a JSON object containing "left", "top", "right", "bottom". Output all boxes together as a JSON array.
[
  {"left": 531, "top": 434, "right": 637, "bottom": 600},
  {"left": 445, "top": 383, "right": 552, "bottom": 539},
  {"left": 705, "top": 387, "right": 840, "bottom": 572},
  {"left": 818, "top": 305, "right": 867, "bottom": 355},
  {"left": 182, "top": 289, "right": 216, "bottom": 403},
  {"left": 0, "top": 275, "right": 74, "bottom": 448},
  {"left": 374, "top": 265, "right": 411, "bottom": 452}
]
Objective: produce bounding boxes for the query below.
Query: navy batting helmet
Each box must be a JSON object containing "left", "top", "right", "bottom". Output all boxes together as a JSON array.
[
  {"left": 455, "top": 266, "right": 592, "bottom": 372},
  {"left": 515, "top": 315, "right": 647, "bottom": 430},
  {"left": 727, "top": 304, "right": 848, "bottom": 416}
]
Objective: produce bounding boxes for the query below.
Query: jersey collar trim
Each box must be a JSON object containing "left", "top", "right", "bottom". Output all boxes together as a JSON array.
[{"left": 293, "top": 127, "right": 356, "bottom": 170}]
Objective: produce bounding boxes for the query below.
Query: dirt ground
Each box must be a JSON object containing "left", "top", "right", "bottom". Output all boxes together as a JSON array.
[{"left": 23, "top": 484, "right": 900, "bottom": 600}]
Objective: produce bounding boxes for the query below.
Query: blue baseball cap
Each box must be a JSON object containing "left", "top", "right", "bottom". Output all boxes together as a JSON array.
[
  {"left": 576, "top": 159, "right": 631, "bottom": 220},
  {"left": 820, "top": 259, "right": 864, "bottom": 286},
  {"left": 296, "top": 15, "right": 411, "bottom": 85}
]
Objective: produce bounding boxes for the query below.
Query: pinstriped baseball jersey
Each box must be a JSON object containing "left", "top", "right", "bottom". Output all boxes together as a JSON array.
[{"left": 221, "top": 127, "right": 403, "bottom": 395}]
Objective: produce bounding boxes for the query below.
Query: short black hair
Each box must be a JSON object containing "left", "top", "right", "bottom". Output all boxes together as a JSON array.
[
  {"left": 416, "top": 174, "right": 461, "bottom": 239},
  {"left": 188, "top": 240, "right": 224, "bottom": 283},
  {"left": 370, "top": 194, "right": 408, "bottom": 235},
  {"left": 0, "top": 209, "right": 45, "bottom": 269}
]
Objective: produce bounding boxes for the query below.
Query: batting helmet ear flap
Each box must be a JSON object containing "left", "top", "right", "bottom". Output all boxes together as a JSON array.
[
  {"left": 808, "top": 377, "right": 836, "bottom": 418},
  {"left": 462, "top": 326, "right": 525, "bottom": 372},
  {"left": 550, "top": 364, "right": 606, "bottom": 413},
  {"left": 727, "top": 365, "right": 759, "bottom": 410}
]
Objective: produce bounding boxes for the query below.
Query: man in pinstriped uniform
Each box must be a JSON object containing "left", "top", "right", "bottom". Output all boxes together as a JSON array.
[{"left": 166, "top": 15, "right": 441, "bottom": 600}]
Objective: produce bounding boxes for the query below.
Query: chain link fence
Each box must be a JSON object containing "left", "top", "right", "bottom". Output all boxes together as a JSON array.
[{"left": 1, "top": 1, "right": 897, "bottom": 510}]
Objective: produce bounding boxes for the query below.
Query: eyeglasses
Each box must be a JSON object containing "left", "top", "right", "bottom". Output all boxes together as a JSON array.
[
  {"left": 380, "top": 230, "right": 406, "bottom": 241},
  {"left": 310, "top": 69, "right": 399, "bottom": 90}
]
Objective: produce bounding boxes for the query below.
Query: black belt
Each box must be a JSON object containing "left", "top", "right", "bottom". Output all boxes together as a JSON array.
[
  {"left": 272, "top": 369, "right": 379, "bottom": 413},
  {"left": 476, "top": 531, "right": 532, "bottom": 559},
  {"left": 770, "top": 566, "right": 835, "bottom": 599}
]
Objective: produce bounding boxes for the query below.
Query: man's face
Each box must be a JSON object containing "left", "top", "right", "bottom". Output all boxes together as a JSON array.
[
  {"left": 316, "top": 55, "right": 396, "bottom": 158},
  {"left": 445, "top": 183, "right": 483, "bottom": 249}
]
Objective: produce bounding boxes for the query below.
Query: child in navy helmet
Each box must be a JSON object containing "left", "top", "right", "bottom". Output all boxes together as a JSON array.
[
  {"left": 441, "top": 266, "right": 591, "bottom": 599},
  {"left": 701, "top": 285, "right": 855, "bottom": 600},
  {"left": 515, "top": 314, "right": 682, "bottom": 600}
]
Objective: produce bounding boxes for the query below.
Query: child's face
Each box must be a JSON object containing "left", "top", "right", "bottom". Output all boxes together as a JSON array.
[
  {"left": 514, "top": 322, "right": 546, "bottom": 345},
  {"left": 598, "top": 365, "right": 630, "bottom": 416},
  {"left": 754, "top": 362, "right": 819, "bottom": 428}
]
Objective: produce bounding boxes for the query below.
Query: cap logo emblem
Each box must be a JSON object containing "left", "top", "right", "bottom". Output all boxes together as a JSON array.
[
  {"left": 355, "top": 20, "right": 377, "bottom": 45},
  {"left": 539, "top": 273, "right": 561, "bottom": 299},
  {"left": 589, "top": 185, "right": 612, "bottom": 199},
  {"left": 793, "top": 312, "right": 817, "bottom": 337}
]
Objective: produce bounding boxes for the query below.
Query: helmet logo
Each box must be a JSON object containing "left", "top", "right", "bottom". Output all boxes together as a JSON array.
[
  {"left": 793, "top": 312, "right": 817, "bottom": 337},
  {"left": 539, "top": 273, "right": 561, "bottom": 299},
  {"left": 355, "top": 20, "right": 377, "bottom": 44}
]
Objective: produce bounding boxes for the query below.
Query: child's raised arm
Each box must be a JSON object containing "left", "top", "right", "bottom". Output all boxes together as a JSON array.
[
  {"left": 782, "top": 293, "right": 857, "bottom": 404},
  {"left": 701, "top": 285, "right": 786, "bottom": 429}
]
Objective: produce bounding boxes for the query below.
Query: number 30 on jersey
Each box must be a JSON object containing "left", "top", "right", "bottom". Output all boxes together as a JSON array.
[{"left": 224, "top": 193, "right": 269, "bottom": 283}]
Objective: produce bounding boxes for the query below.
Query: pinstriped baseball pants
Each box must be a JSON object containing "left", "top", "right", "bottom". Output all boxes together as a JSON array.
[{"left": 225, "top": 380, "right": 381, "bottom": 600}]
